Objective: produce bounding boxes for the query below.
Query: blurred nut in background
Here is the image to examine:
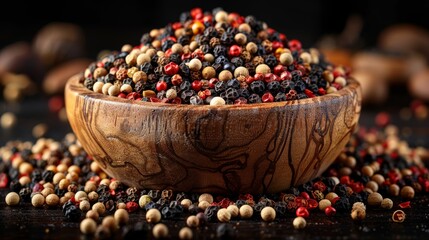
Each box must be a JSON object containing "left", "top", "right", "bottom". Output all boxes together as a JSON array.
[
  {"left": 378, "top": 24, "right": 429, "bottom": 61},
  {"left": 0, "top": 42, "right": 44, "bottom": 83},
  {"left": 409, "top": 69, "right": 429, "bottom": 102},
  {"left": 1, "top": 72, "right": 38, "bottom": 102},
  {"left": 33, "top": 22, "right": 86, "bottom": 70},
  {"left": 350, "top": 70, "right": 388, "bottom": 105},
  {"left": 43, "top": 59, "right": 92, "bottom": 95}
]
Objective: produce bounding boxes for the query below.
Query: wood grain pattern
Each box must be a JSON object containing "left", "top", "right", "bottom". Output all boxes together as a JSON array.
[{"left": 65, "top": 75, "right": 361, "bottom": 194}]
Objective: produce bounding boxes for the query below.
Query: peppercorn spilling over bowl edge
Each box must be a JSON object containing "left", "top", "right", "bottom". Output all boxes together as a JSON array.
[{"left": 81, "top": 7, "right": 349, "bottom": 105}]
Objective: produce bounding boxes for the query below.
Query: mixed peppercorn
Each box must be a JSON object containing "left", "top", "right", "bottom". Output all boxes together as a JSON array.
[
  {"left": 81, "top": 8, "right": 349, "bottom": 105},
  {"left": 1, "top": 117, "right": 428, "bottom": 238}
]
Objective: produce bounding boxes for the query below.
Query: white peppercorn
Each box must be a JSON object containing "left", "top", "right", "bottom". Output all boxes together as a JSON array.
[
  {"left": 186, "top": 215, "right": 199, "bottom": 228},
  {"left": 198, "top": 193, "right": 214, "bottom": 204},
  {"left": 227, "top": 205, "right": 239, "bottom": 218},
  {"left": 31, "top": 193, "right": 45, "bottom": 207},
  {"left": 381, "top": 198, "right": 393, "bottom": 209},
  {"left": 279, "top": 52, "right": 293, "bottom": 65},
  {"left": 80, "top": 200, "right": 91, "bottom": 212},
  {"left": 146, "top": 208, "right": 162, "bottom": 223},
  {"left": 261, "top": 206, "right": 276, "bottom": 222},
  {"left": 239, "top": 204, "right": 253, "bottom": 219},
  {"left": 179, "top": 227, "right": 193, "bottom": 240},
  {"left": 139, "top": 195, "right": 152, "bottom": 208},
  {"left": 5, "top": 192, "right": 20, "bottom": 206},
  {"left": 153, "top": 223, "right": 169, "bottom": 239},
  {"left": 80, "top": 218, "right": 97, "bottom": 235},
  {"left": 180, "top": 199, "right": 192, "bottom": 209},
  {"left": 45, "top": 193, "right": 59, "bottom": 207},
  {"left": 351, "top": 208, "right": 366, "bottom": 221},
  {"left": 86, "top": 210, "right": 99, "bottom": 221},
  {"left": 400, "top": 186, "right": 415, "bottom": 199},
  {"left": 93, "top": 82, "right": 104, "bottom": 93},
  {"left": 114, "top": 209, "right": 129, "bottom": 226},
  {"left": 318, "top": 199, "right": 331, "bottom": 211},
  {"left": 255, "top": 64, "right": 271, "bottom": 74},
  {"left": 92, "top": 202, "right": 106, "bottom": 215},
  {"left": 293, "top": 217, "right": 307, "bottom": 229},
  {"left": 217, "top": 208, "right": 231, "bottom": 223},
  {"left": 367, "top": 192, "right": 383, "bottom": 207},
  {"left": 75, "top": 191, "right": 88, "bottom": 201},
  {"left": 102, "top": 215, "right": 118, "bottom": 233},
  {"left": 166, "top": 89, "right": 177, "bottom": 99},
  {"left": 210, "top": 97, "right": 226, "bottom": 106}
]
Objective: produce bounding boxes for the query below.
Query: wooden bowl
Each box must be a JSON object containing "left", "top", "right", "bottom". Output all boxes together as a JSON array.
[{"left": 65, "top": 75, "right": 362, "bottom": 194}]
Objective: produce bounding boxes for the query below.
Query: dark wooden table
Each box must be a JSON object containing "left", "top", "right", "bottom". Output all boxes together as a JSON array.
[{"left": 1, "top": 86, "right": 429, "bottom": 239}]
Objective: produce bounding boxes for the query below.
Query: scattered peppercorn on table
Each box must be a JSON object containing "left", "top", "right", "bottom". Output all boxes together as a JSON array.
[{"left": 2, "top": 7, "right": 429, "bottom": 240}]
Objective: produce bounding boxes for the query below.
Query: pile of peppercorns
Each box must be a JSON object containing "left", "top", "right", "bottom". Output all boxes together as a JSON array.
[
  {"left": 1, "top": 120, "right": 428, "bottom": 238},
  {"left": 81, "top": 8, "right": 349, "bottom": 105}
]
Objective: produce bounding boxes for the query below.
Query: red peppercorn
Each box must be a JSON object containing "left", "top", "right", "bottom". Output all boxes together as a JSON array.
[
  {"left": 307, "top": 199, "right": 318, "bottom": 210},
  {"left": 164, "top": 62, "right": 179, "bottom": 75},
  {"left": 234, "top": 97, "right": 248, "bottom": 105},
  {"left": 294, "top": 197, "right": 308, "bottom": 208},
  {"left": 171, "top": 97, "right": 182, "bottom": 104},
  {"left": 245, "top": 76, "right": 255, "bottom": 84},
  {"left": 375, "top": 112, "right": 390, "bottom": 128},
  {"left": 273, "top": 65, "right": 286, "bottom": 75},
  {"left": 150, "top": 97, "right": 161, "bottom": 102},
  {"left": 118, "top": 93, "right": 126, "bottom": 98},
  {"left": 209, "top": 78, "right": 219, "bottom": 88},
  {"left": 192, "top": 49, "right": 205, "bottom": 60},
  {"left": 192, "top": 80, "right": 203, "bottom": 91},
  {"left": 0, "top": 173, "right": 9, "bottom": 188},
  {"left": 164, "top": 48, "right": 173, "bottom": 58},
  {"left": 48, "top": 96, "right": 64, "bottom": 113},
  {"left": 288, "top": 39, "right": 302, "bottom": 51},
  {"left": 156, "top": 81, "right": 168, "bottom": 92},
  {"left": 126, "top": 92, "right": 141, "bottom": 100},
  {"left": 172, "top": 22, "right": 182, "bottom": 30},
  {"left": 181, "top": 53, "right": 192, "bottom": 61},
  {"left": 300, "top": 192, "right": 310, "bottom": 200},
  {"left": 331, "top": 197, "right": 340, "bottom": 205},
  {"left": 340, "top": 176, "right": 351, "bottom": 185},
  {"left": 313, "top": 181, "right": 327, "bottom": 193},
  {"left": 254, "top": 73, "right": 264, "bottom": 81},
  {"left": 296, "top": 206, "right": 310, "bottom": 218},
  {"left": 126, "top": 201, "right": 139, "bottom": 213},
  {"left": 280, "top": 71, "right": 292, "bottom": 81},
  {"left": 325, "top": 206, "right": 336, "bottom": 216},
  {"left": 203, "top": 15, "right": 213, "bottom": 24},
  {"left": 190, "top": 8, "right": 203, "bottom": 19},
  {"left": 264, "top": 73, "right": 277, "bottom": 83},
  {"left": 229, "top": 45, "right": 242, "bottom": 57},
  {"left": 399, "top": 201, "right": 411, "bottom": 209},
  {"left": 171, "top": 74, "right": 183, "bottom": 86},
  {"left": 304, "top": 89, "right": 315, "bottom": 98},
  {"left": 272, "top": 41, "right": 283, "bottom": 50},
  {"left": 96, "top": 62, "right": 104, "bottom": 68},
  {"left": 262, "top": 92, "right": 274, "bottom": 103},
  {"left": 318, "top": 88, "right": 326, "bottom": 95},
  {"left": 333, "top": 69, "right": 344, "bottom": 78}
]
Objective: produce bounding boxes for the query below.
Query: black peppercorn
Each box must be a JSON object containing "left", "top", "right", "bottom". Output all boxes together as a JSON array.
[
  {"left": 204, "top": 205, "right": 219, "bottom": 222},
  {"left": 216, "top": 223, "right": 236, "bottom": 240},
  {"left": 267, "top": 81, "right": 280, "bottom": 94},
  {"left": 250, "top": 81, "right": 265, "bottom": 94},
  {"left": 248, "top": 93, "right": 261, "bottom": 103}
]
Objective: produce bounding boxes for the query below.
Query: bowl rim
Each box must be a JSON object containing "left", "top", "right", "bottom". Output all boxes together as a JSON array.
[{"left": 66, "top": 74, "right": 361, "bottom": 110}]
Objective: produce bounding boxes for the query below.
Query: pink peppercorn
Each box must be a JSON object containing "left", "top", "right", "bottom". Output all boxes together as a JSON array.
[
  {"left": 164, "top": 62, "right": 179, "bottom": 75},
  {"left": 229, "top": 45, "right": 242, "bottom": 57},
  {"left": 273, "top": 65, "right": 286, "bottom": 75},
  {"left": 192, "top": 80, "right": 203, "bottom": 91},
  {"left": 307, "top": 199, "right": 318, "bottom": 210},
  {"left": 325, "top": 206, "right": 336, "bottom": 216},
  {"left": 262, "top": 92, "right": 274, "bottom": 103},
  {"left": 280, "top": 71, "right": 292, "bottom": 81},
  {"left": 296, "top": 206, "right": 309, "bottom": 218},
  {"left": 156, "top": 81, "right": 168, "bottom": 92},
  {"left": 288, "top": 39, "right": 302, "bottom": 51},
  {"left": 126, "top": 201, "right": 139, "bottom": 213}
]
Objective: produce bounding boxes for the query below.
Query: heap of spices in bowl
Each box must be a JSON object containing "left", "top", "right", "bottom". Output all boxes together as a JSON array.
[{"left": 81, "top": 8, "right": 349, "bottom": 105}]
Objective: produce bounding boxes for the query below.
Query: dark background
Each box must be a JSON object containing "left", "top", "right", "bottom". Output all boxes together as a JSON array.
[{"left": 1, "top": 0, "right": 429, "bottom": 59}]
